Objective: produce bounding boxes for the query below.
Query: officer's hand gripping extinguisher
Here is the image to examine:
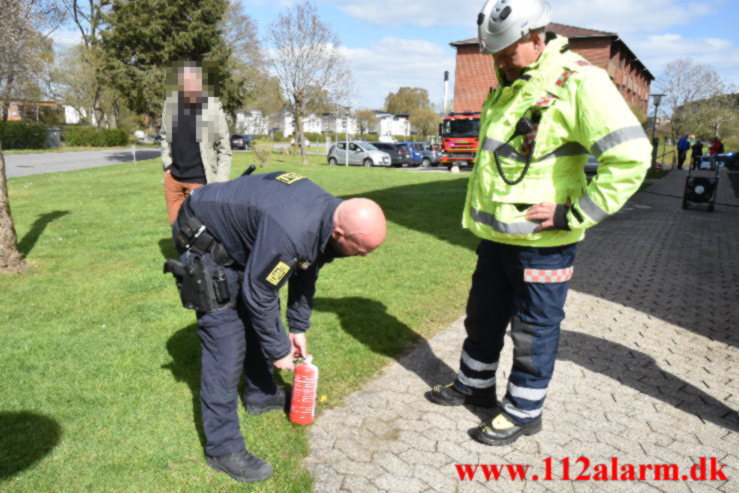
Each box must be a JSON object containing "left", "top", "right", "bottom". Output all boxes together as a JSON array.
[{"left": 289, "top": 356, "right": 318, "bottom": 425}]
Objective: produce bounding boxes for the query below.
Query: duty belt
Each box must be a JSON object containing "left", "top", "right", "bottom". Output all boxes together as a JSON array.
[{"left": 175, "top": 197, "right": 236, "bottom": 267}]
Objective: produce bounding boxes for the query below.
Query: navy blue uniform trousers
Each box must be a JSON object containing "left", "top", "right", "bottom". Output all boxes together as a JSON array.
[
  {"left": 177, "top": 246, "right": 279, "bottom": 457},
  {"left": 456, "top": 240, "right": 577, "bottom": 424}
]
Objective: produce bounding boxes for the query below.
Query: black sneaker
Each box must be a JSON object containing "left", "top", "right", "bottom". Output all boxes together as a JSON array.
[
  {"left": 471, "top": 412, "right": 542, "bottom": 446},
  {"left": 205, "top": 449, "right": 273, "bottom": 483},
  {"left": 245, "top": 389, "right": 288, "bottom": 415},
  {"left": 428, "top": 383, "right": 496, "bottom": 407}
]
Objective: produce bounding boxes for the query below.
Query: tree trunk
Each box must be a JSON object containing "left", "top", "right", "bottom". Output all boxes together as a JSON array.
[
  {"left": 111, "top": 101, "right": 120, "bottom": 129},
  {"left": 292, "top": 95, "right": 308, "bottom": 165},
  {"left": 0, "top": 142, "right": 26, "bottom": 273},
  {"left": 93, "top": 84, "right": 104, "bottom": 129}
]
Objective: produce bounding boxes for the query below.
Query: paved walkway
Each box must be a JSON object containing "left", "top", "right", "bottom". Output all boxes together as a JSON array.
[{"left": 307, "top": 169, "right": 739, "bottom": 492}]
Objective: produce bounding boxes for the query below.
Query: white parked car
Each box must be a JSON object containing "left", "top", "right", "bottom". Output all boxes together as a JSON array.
[{"left": 327, "top": 141, "right": 391, "bottom": 167}]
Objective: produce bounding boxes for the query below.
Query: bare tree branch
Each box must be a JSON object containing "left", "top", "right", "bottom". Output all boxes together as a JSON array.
[{"left": 266, "top": 1, "right": 353, "bottom": 163}]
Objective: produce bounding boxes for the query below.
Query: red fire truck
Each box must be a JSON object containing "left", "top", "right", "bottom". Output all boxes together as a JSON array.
[{"left": 439, "top": 112, "right": 481, "bottom": 170}]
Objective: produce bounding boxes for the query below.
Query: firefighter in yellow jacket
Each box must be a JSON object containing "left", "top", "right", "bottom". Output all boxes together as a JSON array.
[{"left": 429, "top": 0, "right": 651, "bottom": 446}]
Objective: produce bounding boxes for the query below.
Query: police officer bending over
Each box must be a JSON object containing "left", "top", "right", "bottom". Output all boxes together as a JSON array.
[{"left": 166, "top": 171, "right": 386, "bottom": 482}]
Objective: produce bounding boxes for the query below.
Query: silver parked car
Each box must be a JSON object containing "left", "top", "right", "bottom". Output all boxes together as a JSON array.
[
  {"left": 327, "top": 141, "right": 391, "bottom": 167},
  {"left": 412, "top": 142, "right": 441, "bottom": 167}
]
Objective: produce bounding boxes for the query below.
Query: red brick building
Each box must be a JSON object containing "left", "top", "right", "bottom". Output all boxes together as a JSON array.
[{"left": 451, "top": 23, "right": 654, "bottom": 114}]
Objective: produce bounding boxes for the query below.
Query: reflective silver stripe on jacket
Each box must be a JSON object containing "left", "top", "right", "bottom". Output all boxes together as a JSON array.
[
  {"left": 577, "top": 192, "right": 609, "bottom": 222},
  {"left": 461, "top": 350, "right": 498, "bottom": 372},
  {"left": 501, "top": 397, "right": 543, "bottom": 419},
  {"left": 508, "top": 382, "right": 548, "bottom": 401},
  {"left": 482, "top": 138, "right": 588, "bottom": 163},
  {"left": 458, "top": 372, "right": 496, "bottom": 389},
  {"left": 481, "top": 138, "right": 527, "bottom": 163},
  {"left": 540, "top": 142, "right": 588, "bottom": 159},
  {"left": 591, "top": 126, "right": 647, "bottom": 157},
  {"left": 470, "top": 207, "right": 539, "bottom": 235}
]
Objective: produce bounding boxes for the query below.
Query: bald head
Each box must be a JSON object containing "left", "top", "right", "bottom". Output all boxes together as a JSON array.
[{"left": 331, "top": 198, "right": 387, "bottom": 257}]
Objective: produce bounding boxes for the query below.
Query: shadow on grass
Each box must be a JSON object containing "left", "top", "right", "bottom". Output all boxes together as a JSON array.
[
  {"left": 560, "top": 330, "right": 739, "bottom": 432},
  {"left": 158, "top": 237, "right": 177, "bottom": 260},
  {"left": 162, "top": 324, "right": 206, "bottom": 449},
  {"left": 341, "top": 176, "right": 477, "bottom": 254},
  {"left": 0, "top": 411, "right": 61, "bottom": 479},
  {"left": 17, "top": 210, "right": 69, "bottom": 257},
  {"left": 313, "top": 297, "right": 456, "bottom": 390}
]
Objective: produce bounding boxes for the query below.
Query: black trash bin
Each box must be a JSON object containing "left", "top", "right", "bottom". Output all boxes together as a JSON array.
[{"left": 46, "top": 127, "right": 61, "bottom": 149}]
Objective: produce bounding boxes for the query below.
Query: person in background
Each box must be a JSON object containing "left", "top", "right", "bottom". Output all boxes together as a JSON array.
[
  {"left": 160, "top": 61, "right": 232, "bottom": 225},
  {"left": 676, "top": 135, "right": 689, "bottom": 170},
  {"left": 691, "top": 139, "right": 704, "bottom": 170},
  {"left": 708, "top": 137, "right": 723, "bottom": 169}
]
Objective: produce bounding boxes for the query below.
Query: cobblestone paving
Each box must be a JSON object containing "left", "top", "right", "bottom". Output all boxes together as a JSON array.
[{"left": 307, "top": 169, "right": 739, "bottom": 492}]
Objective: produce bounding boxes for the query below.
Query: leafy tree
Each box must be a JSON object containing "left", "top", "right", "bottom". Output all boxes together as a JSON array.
[
  {"left": 410, "top": 107, "right": 441, "bottom": 139},
  {"left": 101, "top": 0, "right": 244, "bottom": 122},
  {"left": 354, "top": 109, "right": 378, "bottom": 135},
  {"left": 384, "top": 87, "right": 433, "bottom": 115},
  {"left": 267, "top": 1, "right": 352, "bottom": 164}
]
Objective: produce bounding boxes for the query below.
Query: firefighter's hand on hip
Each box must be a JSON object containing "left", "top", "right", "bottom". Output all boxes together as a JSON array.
[
  {"left": 289, "top": 332, "right": 308, "bottom": 359},
  {"left": 526, "top": 203, "right": 557, "bottom": 231}
]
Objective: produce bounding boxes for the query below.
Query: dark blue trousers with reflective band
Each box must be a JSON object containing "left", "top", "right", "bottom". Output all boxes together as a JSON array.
[
  {"left": 175, "top": 244, "right": 278, "bottom": 457},
  {"left": 456, "top": 240, "right": 577, "bottom": 424}
]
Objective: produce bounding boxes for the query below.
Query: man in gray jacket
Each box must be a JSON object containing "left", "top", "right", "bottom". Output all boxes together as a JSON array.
[{"left": 160, "top": 62, "right": 232, "bottom": 225}]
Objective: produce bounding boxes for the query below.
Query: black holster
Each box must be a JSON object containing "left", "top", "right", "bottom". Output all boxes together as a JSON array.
[
  {"left": 165, "top": 197, "right": 241, "bottom": 312},
  {"left": 164, "top": 258, "right": 234, "bottom": 312}
]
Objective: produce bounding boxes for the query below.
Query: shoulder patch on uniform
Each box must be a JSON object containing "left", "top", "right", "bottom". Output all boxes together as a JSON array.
[
  {"left": 262, "top": 257, "right": 293, "bottom": 287},
  {"left": 555, "top": 69, "right": 576, "bottom": 87},
  {"left": 275, "top": 172, "right": 305, "bottom": 184}
]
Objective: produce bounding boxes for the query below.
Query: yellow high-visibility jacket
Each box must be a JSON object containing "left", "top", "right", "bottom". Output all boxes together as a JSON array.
[{"left": 463, "top": 35, "right": 651, "bottom": 247}]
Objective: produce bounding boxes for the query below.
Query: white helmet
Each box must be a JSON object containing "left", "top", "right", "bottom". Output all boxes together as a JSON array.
[{"left": 477, "top": 0, "right": 551, "bottom": 54}]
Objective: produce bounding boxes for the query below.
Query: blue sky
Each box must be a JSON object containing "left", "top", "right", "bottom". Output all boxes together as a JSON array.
[
  {"left": 54, "top": 0, "right": 739, "bottom": 112},
  {"left": 244, "top": 0, "right": 739, "bottom": 112}
]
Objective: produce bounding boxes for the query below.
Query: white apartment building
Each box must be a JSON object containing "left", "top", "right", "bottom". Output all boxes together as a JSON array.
[
  {"left": 235, "top": 109, "right": 270, "bottom": 136},
  {"left": 374, "top": 111, "right": 411, "bottom": 137}
]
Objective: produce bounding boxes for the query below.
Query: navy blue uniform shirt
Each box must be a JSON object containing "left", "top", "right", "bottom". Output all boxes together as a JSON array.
[{"left": 187, "top": 171, "right": 343, "bottom": 360}]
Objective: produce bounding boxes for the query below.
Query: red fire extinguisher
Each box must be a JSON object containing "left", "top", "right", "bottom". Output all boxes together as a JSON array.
[{"left": 290, "top": 355, "right": 318, "bottom": 425}]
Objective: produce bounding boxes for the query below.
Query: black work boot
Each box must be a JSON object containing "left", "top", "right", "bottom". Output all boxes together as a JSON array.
[
  {"left": 245, "top": 388, "right": 288, "bottom": 415},
  {"left": 428, "top": 383, "right": 496, "bottom": 407},
  {"left": 206, "top": 449, "right": 273, "bottom": 482},
  {"left": 471, "top": 412, "right": 542, "bottom": 446}
]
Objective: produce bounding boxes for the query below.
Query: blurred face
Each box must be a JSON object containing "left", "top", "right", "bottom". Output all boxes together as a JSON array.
[
  {"left": 180, "top": 67, "right": 203, "bottom": 104},
  {"left": 493, "top": 33, "right": 545, "bottom": 82}
]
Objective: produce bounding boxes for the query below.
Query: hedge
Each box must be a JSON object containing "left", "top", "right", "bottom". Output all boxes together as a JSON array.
[
  {"left": 0, "top": 121, "right": 48, "bottom": 150},
  {"left": 64, "top": 126, "right": 129, "bottom": 147}
]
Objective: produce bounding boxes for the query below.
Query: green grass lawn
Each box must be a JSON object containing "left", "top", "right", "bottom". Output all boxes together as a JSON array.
[{"left": 0, "top": 154, "right": 477, "bottom": 491}]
